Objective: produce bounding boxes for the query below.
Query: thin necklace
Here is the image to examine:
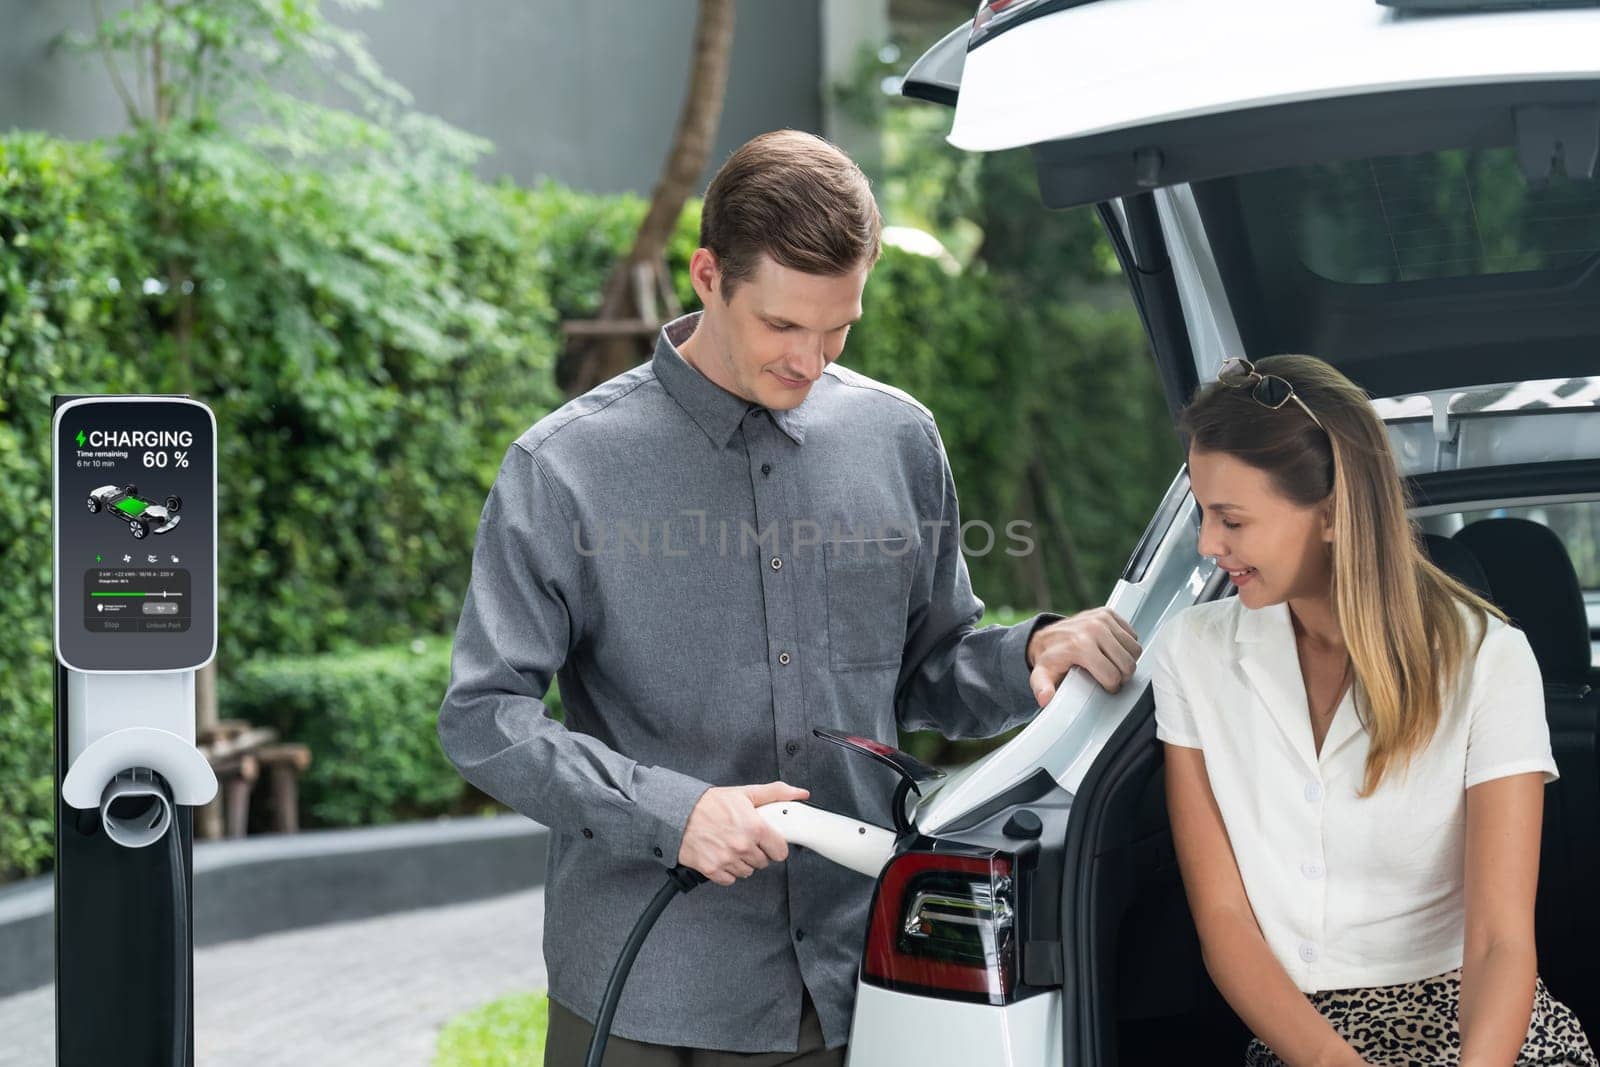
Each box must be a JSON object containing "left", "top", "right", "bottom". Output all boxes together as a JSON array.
[{"left": 1314, "top": 658, "right": 1353, "bottom": 721}]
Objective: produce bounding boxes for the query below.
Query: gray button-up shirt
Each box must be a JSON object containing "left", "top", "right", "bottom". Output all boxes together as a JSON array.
[{"left": 437, "top": 309, "right": 1060, "bottom": 1052}]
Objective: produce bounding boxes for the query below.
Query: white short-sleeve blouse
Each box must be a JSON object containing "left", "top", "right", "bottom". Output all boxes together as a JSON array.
[{"left": 1151, "top": 596, "right": 1560, "bottom": 992}]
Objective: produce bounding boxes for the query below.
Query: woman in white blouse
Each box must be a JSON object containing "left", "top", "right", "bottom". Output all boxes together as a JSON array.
[{"left": 1152, "top": 355, "right": 1596, "bottom": 1067}]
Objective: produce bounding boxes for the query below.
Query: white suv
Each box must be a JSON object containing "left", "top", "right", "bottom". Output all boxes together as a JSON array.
[{"left": 837, "top": 2, "right": 1600, "bottom": 1062}]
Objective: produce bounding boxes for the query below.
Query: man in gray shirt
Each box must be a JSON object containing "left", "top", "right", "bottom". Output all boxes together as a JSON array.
[{"left": 437, "top": 130, "right": 1141, "bottom": 1064}]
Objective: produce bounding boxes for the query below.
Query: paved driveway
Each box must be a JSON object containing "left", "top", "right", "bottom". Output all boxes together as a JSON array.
[{"left": 0, "top": 888, "right": 548, "bottom": 1066}]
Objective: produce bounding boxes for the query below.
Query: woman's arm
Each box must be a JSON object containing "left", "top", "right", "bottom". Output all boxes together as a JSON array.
[
  {"left": 1164, "top": 743, "right": 1369, "bottom": 1067},
  {"left": 1458, "top": 770, "right": 1545, "bottom": 1067}
]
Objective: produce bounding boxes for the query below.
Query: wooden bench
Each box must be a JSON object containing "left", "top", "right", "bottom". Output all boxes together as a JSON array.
[{"left": 197, "top": 720, "right": 312, "bottom": 839}]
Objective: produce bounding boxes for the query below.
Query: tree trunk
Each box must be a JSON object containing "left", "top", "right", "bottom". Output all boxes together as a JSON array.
[
  {"left": 558, "top": 0, "right": 736, "bottom": 397},
  {"left": 1015, "top": 470, "right": 1055, "bottom": 610},
  {"left": 1026, "top": 449, "right": 1095, "bottom": 610}
]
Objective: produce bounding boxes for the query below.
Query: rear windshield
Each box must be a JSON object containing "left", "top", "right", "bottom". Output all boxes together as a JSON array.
[
  {"left": 1191, "top": 142, "right": 1600, "bottom": 399},
  {"left": 1261, "top": 147, "right": 1600, "bottom": 284}
]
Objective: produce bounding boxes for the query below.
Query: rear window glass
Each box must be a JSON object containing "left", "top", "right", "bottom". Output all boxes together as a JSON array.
[
  {"left": 1431, "top": 501, "right": 1600, "bottom": 591},
  {"left": 1249, "top": 146, "right": 1600, "bottom": 284},
  {"left": 1196, "top": 149, "right": 1600, "bottom": 402}
]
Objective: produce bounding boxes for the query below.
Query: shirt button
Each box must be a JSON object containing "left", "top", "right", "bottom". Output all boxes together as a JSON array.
[
  {"left": 1303, "top": 781, "right": 1323, "bottom": 802},
  {"left": 761, "top": 463, "right": 771, "bottom": 476},
  {"left": 581, "top": 828, "right": 593, "bottom": 839},
  {"left": 786, "top": 740, "right": 799, "bottom": 755},
  {"left": 770, "top": 557, "right": 782, "bottom": 570},
  {"left": 1301, "top": 862, "right": 1323, "bottom": 880},
  {"left": 653, "top": 846, "right": 663, "bottom": 858},
  {"left": 1299, "top": 941, "right": 1319, "bottom": 963},
  {"left": 795, "top": 929, "right": 806, "bottom": 942},
  {"left": 778, "top": 652, "right": 791, "bottom": 665}
]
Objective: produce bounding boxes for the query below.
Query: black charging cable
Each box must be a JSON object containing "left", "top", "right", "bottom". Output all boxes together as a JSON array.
[
  {"left": 162, "top": 778, "right": 188, "bottom": 1067},
  {"left": 584, "top": 864, "right": 709, "bottom": 1067}
]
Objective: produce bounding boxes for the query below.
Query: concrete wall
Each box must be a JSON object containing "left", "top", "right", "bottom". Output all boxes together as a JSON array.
[
  {"left": 0, "top": 0, "right": 844, "bottom": 196},
  {"left": 0, "top": 815, "right": 548, "bottom": 998}
]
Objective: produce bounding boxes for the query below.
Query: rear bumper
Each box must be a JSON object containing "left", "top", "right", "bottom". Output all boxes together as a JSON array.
[{"left": 845, "top": 981, "right": 1062, "bottom": 1066}]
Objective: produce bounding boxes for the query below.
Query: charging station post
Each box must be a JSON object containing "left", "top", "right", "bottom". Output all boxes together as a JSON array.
[{"left": 52, "top": 394, "right": 220, "bottom": 1066}]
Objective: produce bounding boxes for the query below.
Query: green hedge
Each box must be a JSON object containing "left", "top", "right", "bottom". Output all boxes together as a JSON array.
[
  {"left": 225, "top": 637, "right": 559, "bottom": 827},
  {"left": 225, "top": 639, "right": 444, "bottom": 831},
  {"left": 227, "top": 638, "right": 461, "bottom": 827}
]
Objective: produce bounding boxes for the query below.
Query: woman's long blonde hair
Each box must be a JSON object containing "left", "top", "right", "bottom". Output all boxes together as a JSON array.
[{"left": 1177, "top": 355, "right": 1505, "bottom": 797}]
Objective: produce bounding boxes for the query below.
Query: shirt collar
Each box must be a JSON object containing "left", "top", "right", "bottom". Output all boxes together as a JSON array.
[
  {"left": 1232, "top": 598, "right": 1364, "bottom": 769},
  {"left": 652, "top": 310, "right": 808, "bottom": 448}
]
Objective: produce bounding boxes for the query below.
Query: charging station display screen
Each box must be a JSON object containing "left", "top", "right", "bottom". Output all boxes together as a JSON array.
[{"left": 54, "top": 397, "right": 217, "bottom": 672}]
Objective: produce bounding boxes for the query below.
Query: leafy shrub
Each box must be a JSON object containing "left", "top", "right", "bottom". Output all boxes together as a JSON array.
[
  {"left": 222, "top": 635, "right": 568, "bottom": 829},
  {"left": 227, "top": 637, "right": 465, "bottom": 826}
]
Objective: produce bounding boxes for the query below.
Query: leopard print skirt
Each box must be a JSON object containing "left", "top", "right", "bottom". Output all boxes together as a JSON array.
[{"left": 1244, "top": 967, "right": 1597, "bottom": 1066}]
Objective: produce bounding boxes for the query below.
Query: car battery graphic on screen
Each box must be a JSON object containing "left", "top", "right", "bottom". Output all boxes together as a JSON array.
[{"left": 87, "top": 483, "right": 183, "bottom": 539}]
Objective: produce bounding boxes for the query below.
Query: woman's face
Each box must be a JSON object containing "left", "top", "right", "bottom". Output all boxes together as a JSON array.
[{"left": 1189, "top": 446, "right": 1334, "bottom": 608}]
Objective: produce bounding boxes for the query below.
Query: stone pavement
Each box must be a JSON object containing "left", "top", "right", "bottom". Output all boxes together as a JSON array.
[{"left": 0, "top": 887, "right": 548, "bottom": 1067}]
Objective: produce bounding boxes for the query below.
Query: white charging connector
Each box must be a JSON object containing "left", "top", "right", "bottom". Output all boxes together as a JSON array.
[{"left": 755, "top": 801, "right": 896, "bottom": 877}]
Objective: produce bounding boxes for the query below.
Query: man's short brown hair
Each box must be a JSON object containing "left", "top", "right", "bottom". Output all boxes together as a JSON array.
[{"left": 700, "top": 129, "right": 883, "bottom": 303}]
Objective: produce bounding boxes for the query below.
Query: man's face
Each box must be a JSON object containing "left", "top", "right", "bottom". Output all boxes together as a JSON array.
[{"left": 682, "top": 250, "right": 868, "bottom": 410}]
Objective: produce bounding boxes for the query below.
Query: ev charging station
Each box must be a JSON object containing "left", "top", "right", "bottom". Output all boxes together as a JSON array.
[{"left": 52, "top": 394, "right": 219, "bottom": 1066}]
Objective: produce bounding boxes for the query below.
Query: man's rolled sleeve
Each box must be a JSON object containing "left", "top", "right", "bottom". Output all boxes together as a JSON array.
[
  {"left": 437, "top": 442, "right": 712, "bottom": 868},
  {"left": 893, "top": 420, "right": 1059, "bottom": 740}
]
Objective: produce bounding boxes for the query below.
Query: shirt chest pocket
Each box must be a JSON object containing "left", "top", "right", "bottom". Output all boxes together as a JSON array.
[{"left": 824, "top": 536, "right": 915, "bottom": 671}]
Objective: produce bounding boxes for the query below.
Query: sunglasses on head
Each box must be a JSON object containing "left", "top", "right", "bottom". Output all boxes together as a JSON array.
[{"left": 1216, "top": 356, "right": 1325, "bottom": 432}]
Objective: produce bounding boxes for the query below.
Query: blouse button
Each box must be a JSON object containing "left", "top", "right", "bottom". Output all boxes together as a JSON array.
[
  {"left": 1303, "top": 781, "right": 1323, "bottom": 803},
  {"left": 1299, "top": 941, "right": 1319, "bottom": 963},
  {"left": 1301, "top": 862, "right": 1323, "bottom": 880}
]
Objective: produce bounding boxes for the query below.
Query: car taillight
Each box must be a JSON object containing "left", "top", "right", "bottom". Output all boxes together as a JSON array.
[
  {"left": 863, "top": 850, "right": 1017, "bottom": 1001},
  {"left": 969, "top": 0, "right": 1053, "bottom": 46}
]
